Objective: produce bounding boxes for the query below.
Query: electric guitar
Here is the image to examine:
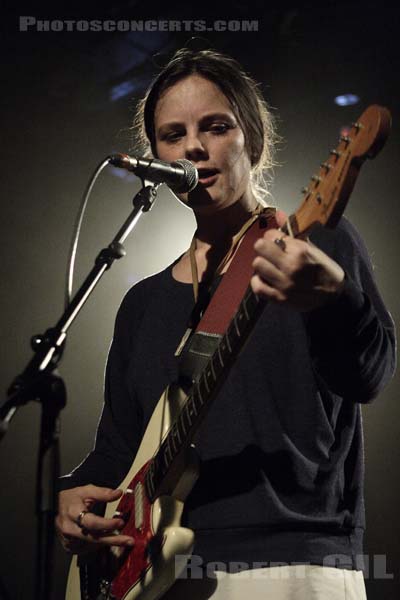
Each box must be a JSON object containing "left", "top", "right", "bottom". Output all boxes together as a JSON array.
[{"left": 66, "top": 105, "right": 391, "bottom": 600}]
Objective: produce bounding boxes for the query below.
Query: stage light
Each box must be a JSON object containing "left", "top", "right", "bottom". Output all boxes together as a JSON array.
[
  {"left": 334, "top": 94, "right": 360, "bottom": 107},
  {"left": 110, "top": 80, "right": 137, "bottom": 101}
]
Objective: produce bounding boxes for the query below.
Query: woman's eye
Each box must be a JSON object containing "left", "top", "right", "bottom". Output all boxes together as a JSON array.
[
  {"left": 209, "top": 123, "right": 230, "bottom": 134},
  {"left": 164, "top": 131, "right": 183, "bottom": 142}
]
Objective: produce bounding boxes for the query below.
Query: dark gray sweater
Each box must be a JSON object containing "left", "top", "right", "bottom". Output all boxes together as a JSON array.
[{"left": 60, "top": 217, "right": 396, "bottom": 572}]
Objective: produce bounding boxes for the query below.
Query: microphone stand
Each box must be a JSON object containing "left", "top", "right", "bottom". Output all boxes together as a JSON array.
[{"left": 0, "top": 182, "right": 159, "bottom": 600}]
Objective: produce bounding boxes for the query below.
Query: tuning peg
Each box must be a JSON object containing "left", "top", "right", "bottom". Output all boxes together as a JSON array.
[
  {"left": 320, "top": 162, "right": 332, "bottom": 171},
  {"left": 339, "top": 135, "right": 351, "bottom": 145},
  {"left": 311, "top": 175, "right": 322, "bottom": 183},
  {"left": 351, "top": 121, "right": 363, "bottom": 131},
  {"left": 330, "top": 149, "right": 342, "bottom": 158},
  {"left": 301, "top": 186, "right": 310, "bottom": 194}
]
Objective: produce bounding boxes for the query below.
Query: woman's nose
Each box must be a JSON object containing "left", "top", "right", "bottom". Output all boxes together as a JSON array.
[{"left": 184, "top": 131, "right": 208, "bottom": 162}]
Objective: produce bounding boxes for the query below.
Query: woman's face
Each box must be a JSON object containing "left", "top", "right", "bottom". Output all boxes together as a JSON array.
[{"left": 153, "top": 74, "right": 254, "bottom": 214}]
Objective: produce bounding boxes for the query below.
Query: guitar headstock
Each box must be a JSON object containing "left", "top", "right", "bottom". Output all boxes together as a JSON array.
[{"left": 287, "top": 105, "right": 391, "bottom": 238}]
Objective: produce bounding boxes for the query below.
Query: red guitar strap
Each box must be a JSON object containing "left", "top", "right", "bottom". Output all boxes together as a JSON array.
[
  {"left": 195, "top": 208, "right": 277, "bottom": 336},
  {"left": 176, "top": 207, "right": 277, "bottom": 383}
]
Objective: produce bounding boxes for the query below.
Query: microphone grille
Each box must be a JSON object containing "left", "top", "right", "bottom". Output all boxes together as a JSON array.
[{"left": 174, "top": 159, "right": 199, "bottom": 192}]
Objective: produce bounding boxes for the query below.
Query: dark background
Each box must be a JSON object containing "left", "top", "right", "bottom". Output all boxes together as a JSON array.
[{"left": 1, "top": 1, "right": 399, "bottom": 599}]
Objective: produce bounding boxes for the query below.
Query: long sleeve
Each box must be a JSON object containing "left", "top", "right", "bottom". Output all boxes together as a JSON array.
[
  {"left": 306, "top": 217, "right": 396, "bottom": 402},
  {"left": 58, "top": 282, "right": 147, "bottom": 491}
]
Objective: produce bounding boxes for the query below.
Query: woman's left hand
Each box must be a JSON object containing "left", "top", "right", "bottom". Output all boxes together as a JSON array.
[{"left": 251, "top": 216, "right": 345, "bottom": 311}]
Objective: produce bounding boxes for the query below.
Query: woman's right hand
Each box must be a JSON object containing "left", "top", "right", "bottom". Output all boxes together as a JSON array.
[{"left": 56, "top": 485, "right": 135, "bottom": 554}]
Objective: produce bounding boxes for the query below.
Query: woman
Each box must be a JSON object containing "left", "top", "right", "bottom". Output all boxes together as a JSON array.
[{"left": 56, "top": 49, "right": 395, "bottom": 599}]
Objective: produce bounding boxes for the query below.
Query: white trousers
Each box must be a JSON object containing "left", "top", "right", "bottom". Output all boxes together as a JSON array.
[{"left": 162, "top": 565, "right": 367, "bottom": 599}]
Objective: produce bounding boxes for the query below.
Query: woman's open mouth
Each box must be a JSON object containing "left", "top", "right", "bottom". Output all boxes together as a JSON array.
[{"left": 197, "top": 168, "right": 219, "bottom": 187}]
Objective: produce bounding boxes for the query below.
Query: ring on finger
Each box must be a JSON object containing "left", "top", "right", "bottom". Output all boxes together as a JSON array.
[
  {"left": 76, "top": 509, "right": 89, "bottom": 529},
  {"left": 274, "top": 235, "right": 287, "bottom": 252}
]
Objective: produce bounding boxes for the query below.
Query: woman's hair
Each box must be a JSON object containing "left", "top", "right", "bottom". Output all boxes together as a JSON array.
[{"left": 132, "top": 48, "right": 278, "bottom": 203}]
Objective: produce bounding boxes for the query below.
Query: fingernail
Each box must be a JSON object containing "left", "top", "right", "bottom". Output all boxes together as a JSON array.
[{"left": 126, "top": 539, "right": 135, "bottom": 546}]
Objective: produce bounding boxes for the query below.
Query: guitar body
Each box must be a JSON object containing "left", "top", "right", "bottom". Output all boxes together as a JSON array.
[{"left": 66, "top": 383, "right": 200, "bottom": 600}]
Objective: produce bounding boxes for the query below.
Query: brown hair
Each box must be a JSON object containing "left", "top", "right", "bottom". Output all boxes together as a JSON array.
[{"left": 132, "top": 48, "right": 278, "bottom": 202}]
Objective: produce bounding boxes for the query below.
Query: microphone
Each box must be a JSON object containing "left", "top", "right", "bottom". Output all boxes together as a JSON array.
[{"left": 108, "top": 153, "right": 198, "bottom": 193}]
